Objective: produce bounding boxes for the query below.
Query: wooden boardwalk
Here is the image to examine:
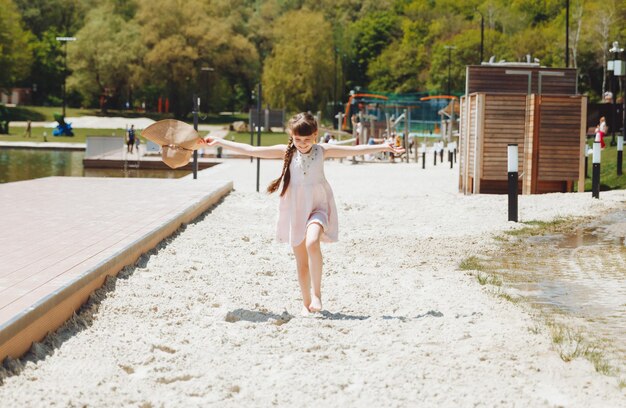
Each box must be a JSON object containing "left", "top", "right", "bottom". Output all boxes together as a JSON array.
[{"left": 0, "top": 175, "right": 232, "bottom": 361}]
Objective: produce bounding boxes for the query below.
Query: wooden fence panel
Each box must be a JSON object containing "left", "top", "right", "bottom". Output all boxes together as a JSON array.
[
  {"left": 481, "top": 94, "right": 527, "bottom": 180},
  {"left": 537, "top": 96, "right": 585, "bottom": 181}
]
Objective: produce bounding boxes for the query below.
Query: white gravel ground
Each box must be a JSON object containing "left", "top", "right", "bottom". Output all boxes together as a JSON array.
[{"left": 1, "top": 159, "right": 625, "bottom": 407}]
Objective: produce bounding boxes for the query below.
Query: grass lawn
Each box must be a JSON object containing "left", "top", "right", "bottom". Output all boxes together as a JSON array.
[
  {"left": 4, "top": 105, "right": 247, "bottom": 125},
  {"left": 4, "top": 105, "right": 95, "bottom": 121},
  {"left": 582, "top": 140, "right": 626, "bottom": 191},
  {"left": 227, "top": 131, "right": 289, "bottom": 146},
  {"left": 0, "top": 127, "right": 289, "bottom": 146}
]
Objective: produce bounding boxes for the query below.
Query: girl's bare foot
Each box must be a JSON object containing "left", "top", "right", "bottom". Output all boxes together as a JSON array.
[
  {"left": 301, "top": 305, "right": 311, "bottom": 316},
  {"left": 309, "top": 295, "right": 322, "bottom": 312}
]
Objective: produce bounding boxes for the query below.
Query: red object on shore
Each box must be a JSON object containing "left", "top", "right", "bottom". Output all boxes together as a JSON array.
[
  {"left": 595, "top": 130, "right": 606, "bottom": 149},
  {"left": 158, "top": 97, "right": 162, "bottom": 113}
]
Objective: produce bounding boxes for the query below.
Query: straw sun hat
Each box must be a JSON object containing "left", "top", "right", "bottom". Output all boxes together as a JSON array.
[{"left": 141, "top": 119, "right": 204, "bottom": 169}]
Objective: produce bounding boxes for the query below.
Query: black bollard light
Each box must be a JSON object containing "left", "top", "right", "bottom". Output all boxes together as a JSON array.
[
  {"left": 439, "top": 147, "right": 444, "bottom": 162},
  {"left": 256, "top": 83, "right": 262, "bottom": 192},
  {"left": 617, "top": 135, "right": 623, "bottom": 176},
  {"left": 250, "top": 90, "right": 255, "bottom": 163},
  {"left": 421, "top": 144, "right": 426, "bottom": 169},
  {"left": 507, "top": 144, "right": 518, "bottom": 222},
  {"left": 584, "top": 148, "right": 589, "bottom": 178},
  {"left": 449, "top": 150, "right": 453, "bottom": 169},
  {"left": 592, "top": 141, "right": 601, "bottom": 199},
  {"left": 433, "top": 148, "right": 437, "bottom": 166}
]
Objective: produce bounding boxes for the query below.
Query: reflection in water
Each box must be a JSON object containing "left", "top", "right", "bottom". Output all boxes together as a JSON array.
[
  {"left": 83, "top": 168, "right": 190, "bottom": 179},
  {"left": 490, "top": 212, "right": 626, "bottom": 372},
  {"left": 0, "top": 148, "right": 190, "bottom": 183}
]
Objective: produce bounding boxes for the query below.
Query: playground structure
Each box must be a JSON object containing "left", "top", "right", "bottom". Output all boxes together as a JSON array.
[
  {"left": 339, "top": 90, "right": 458, "bottom": 142},
  {"left": 52, "top": 113, "right": 74, "bottom": 136},
  {"left": 459, "top": 64, "right": 585, "bottom": 194}
]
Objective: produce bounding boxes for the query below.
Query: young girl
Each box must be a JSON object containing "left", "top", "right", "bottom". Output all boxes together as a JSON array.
[
  {"left": 201, "top": 112, "right": 405, "bottom": 314},
  {"left": 595, "top": 117, "right": 607, "bottom": 149}
]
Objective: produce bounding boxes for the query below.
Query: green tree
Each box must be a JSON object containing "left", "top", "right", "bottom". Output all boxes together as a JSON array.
[
  {"left": 28, "top": 30, "right": 65, "bottom": 105},
  {"left": 262, "top": 9, "right": 335, "bottom": 112},
  {"left": 136, "top": 0, "right": 259, "bottom": 116},
  {"left": 14, "top": 0, "right": 94, "bottom": 104},
  {"left": 14, "top": 0, "right": 93, "bottom": 37},
  {"left": 347, "top": 11, "right": 401, "bottom": 88},
  {"left": 0, "top": 0, "right": 33, "bottom": 89},
  {"left": 67, "top": 3, "right": 143, "bottom": 110}
]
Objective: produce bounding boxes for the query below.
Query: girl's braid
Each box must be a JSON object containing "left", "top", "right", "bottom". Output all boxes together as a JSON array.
[{"left": 267, "top": 138, "right": 296, "bottom": 196}]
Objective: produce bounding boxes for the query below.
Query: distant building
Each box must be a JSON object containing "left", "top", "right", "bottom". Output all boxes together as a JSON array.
[{"left": 1, "top": 88, "right": 32, "bottom": 106}]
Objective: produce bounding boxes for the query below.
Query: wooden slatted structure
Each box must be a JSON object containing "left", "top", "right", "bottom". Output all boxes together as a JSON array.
[
  {"left": 466, "top": 65, "right": 577, "bottom": 95},
  {"left": 459, "top": 65, "right": 586, "bottom": 195},
  {"left": 460, "top": 92, "right": 586, "bottom": 194},
  {"left": 524, "top": 95, "right": 587, "bottom": 194}
]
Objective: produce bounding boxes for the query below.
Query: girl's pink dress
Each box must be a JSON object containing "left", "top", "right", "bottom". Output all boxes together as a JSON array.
[{"left": 276, "top": 144, "right": 338, "bottom": 246}]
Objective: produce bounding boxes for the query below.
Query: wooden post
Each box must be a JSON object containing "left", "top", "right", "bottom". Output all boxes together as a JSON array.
[
  {"left": 404, "top": 109, "right": 409, "bottom": 163},
  {"left": 193, "top": 94, "right": 199, "bottom": 179},
  {"left": 578, "top": 97, "right": 587, "bottom": 192},
  {"left": 256, "top": 83, "right": 262, "bottom": 192},
  {"left": 473, "top": 93, "right": 485, "bottom": 194}
]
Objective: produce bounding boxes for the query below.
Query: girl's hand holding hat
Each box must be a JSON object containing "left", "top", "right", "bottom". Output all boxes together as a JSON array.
[
  {"left": 200, "top": 136, "right": 221, "bottom": 147},
  {"left": 387, "top": 143, "right": 405, "bottom": 155}
]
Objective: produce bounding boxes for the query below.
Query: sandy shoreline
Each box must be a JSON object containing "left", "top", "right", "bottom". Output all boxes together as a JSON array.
[{"left": 1, "top": 159, "right": 625, "bottom": 406}]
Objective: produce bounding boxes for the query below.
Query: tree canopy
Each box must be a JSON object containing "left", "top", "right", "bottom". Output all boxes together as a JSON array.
[
  {"left": 0, "top": 0, "right": 33, "bottom": 89},
  {"left": 262, "top": 10, "right": 334, "bottom": 112},
  {"left": 2, "top": 0, "right": 625, "bottom": 115}
]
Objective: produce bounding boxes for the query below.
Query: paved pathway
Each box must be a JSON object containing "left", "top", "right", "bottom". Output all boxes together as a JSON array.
[{"left": 0, "top": 175, "right": 232, "bottom": 360}]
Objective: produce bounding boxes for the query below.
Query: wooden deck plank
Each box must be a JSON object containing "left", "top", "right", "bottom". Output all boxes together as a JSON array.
[{"left": 0, "top": 176, "right": 233, "bottom": 360}]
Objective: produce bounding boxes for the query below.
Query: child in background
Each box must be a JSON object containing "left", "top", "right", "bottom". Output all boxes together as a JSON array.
[
  {"left": 201, "top": 112, "right": 404, "bottom": 314},
  {"left": 595, "top": 117, "right": 607, "bottom": 149},
  {"left": 135, "top": 132, "right": 141, "bottom": 154}
]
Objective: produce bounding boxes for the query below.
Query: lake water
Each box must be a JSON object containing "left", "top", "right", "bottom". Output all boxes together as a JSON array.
[{"left": 0, "top": 148, "right": 190, "bottom": 184}]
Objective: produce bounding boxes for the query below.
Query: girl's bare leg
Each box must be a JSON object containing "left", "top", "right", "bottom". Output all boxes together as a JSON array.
[
  {"left": 305, "top": 223, "right": 324, "bottom": 312},
  {"left": 292, "top": 241, "right": 311, "bottom": 313}
]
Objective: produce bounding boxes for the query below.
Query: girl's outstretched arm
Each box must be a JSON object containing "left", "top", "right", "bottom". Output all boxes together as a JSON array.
[
  {"left": 320, "top": 142, "right": 405, "bottom": 159},
  {"left": 200, "top": 137, "right": 287, "bottom": 159}
]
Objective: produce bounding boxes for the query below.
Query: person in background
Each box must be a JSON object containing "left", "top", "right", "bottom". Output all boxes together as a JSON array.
[
  {"left": 595, "top": 117, "right": 607, "bottom": 150},
  {"left": 23, "top": 120, "right": 32, "bottom": 138},
  {"left": 134, "top": 130, "right": 141, "bottom": 154},
  {"left": 127, "top": 124, "right": 136, "bottom": 153}
]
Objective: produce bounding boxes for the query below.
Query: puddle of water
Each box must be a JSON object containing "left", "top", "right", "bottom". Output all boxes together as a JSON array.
[{"left": 489, "top": 210, "right": 626, "bottom": 371}]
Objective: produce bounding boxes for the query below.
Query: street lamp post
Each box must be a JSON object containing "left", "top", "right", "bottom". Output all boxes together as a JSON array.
[
  {"left": 608, "top": 41, "right": 624, "bottom": 147},
  {"left": 56, "top": 36, "right": 76, "bottom": 117},
  {"left": 565, "top": 0, "right": 569, "bottom": 67},
  {"left": 475, "top": 10, "right": 484, "bottom": 64},
  {"left": 444, "top": 45, "right": 456, "bottom": 96},
  {"left": 334, "top": 47, "right": 338, "bottom": 121},
  {"left": 193, "top": 93, "right": 199, "bottom": 179},
  {"left": 201, "top": 66, "right": 214, "bottom": 114},
  {"left": 250, "top": 89, "right": 255, "bottom": 163}
]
